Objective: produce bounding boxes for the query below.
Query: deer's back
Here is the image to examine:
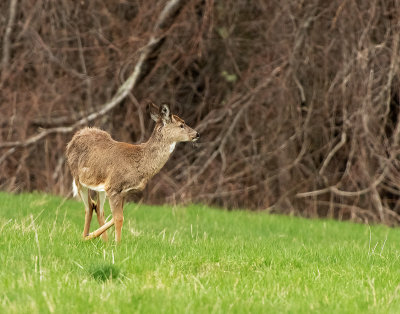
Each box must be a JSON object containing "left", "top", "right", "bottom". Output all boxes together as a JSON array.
[{"left": 66, "top": 127, "right": 117, "bottom": 181}]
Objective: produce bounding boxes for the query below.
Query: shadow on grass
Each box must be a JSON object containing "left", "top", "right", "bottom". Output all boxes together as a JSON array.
[{"left": 89, "top": 263, "right": 120, "bottom": 282}]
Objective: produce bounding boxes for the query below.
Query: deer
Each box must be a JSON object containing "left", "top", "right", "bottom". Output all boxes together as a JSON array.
[{"left": 66, "top": 102, "right": 199, "bottom": 242}]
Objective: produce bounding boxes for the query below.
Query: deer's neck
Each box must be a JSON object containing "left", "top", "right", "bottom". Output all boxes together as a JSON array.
[{"left": 139, "top": 127, "right": 175, "bottom": 176}]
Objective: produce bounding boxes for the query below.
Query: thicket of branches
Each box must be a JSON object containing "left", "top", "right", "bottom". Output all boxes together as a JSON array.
[{"left": 1, "top": 0, "right": 400, "bottom": 225}]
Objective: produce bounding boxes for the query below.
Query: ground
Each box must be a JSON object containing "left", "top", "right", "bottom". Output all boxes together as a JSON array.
[{"left": 0, "top": 192, "right": 400, "bottom": 313}]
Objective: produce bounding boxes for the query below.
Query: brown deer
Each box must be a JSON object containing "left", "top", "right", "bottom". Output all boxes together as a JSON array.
[{"left": 66, "top": 103, "right": 199, "bottom": 242}]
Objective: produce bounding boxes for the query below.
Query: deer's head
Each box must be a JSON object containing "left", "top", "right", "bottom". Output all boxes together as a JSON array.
[{"left": 148, "top": 103, "right": 199, "bottom": 143}]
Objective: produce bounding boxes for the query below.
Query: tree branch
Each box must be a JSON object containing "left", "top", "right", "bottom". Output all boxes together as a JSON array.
[
  {"left": 0, "top": 0, "right": 187, "bottom": 153},
  {"left": 1, "top": 0, "right": 18, "bottom": 75}
]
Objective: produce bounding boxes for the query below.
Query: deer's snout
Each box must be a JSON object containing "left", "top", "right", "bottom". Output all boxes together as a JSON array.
[{"left": 192, "top": 132, "right": 200, "bottom": 142}]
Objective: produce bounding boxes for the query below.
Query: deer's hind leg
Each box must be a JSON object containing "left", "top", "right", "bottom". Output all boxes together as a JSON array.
[
  {"left": 109, "top": 194, "right": 125, "bottom": 242},
  {"left": 95, "top": 191, "right": 108, "bottom": 241},
  {"left": 78, "top": 185, "right": 93, "bottom": 238}
]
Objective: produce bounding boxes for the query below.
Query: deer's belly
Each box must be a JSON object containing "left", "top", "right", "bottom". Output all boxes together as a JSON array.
[
  {"left": 78, "top": 167, "right": 107, "bottom": 191},
  {"left": 81, "top": 181, "right": 106, "bottom": 192}
]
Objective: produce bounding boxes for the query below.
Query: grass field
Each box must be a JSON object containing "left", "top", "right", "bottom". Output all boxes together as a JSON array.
[{"left": 1, "top": 192, "right": 400, "bottom": 313}]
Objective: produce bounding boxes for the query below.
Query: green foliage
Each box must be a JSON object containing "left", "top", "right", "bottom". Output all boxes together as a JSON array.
[
  {"left": 0, "top": 192, "right": 400, "bottom": 313},
  {"left": 89, "top": 263, "right": 120, "bottom": 282},
  {"left": 221, "top": 70, "right": 237, "bottom": 83}
]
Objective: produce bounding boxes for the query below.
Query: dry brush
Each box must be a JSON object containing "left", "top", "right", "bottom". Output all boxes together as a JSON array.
[{"left": 1, "top": 0, "right": 400, "bottom": 225}]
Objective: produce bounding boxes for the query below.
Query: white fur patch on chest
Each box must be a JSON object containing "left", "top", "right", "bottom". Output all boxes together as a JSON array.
[{"left": 169, "top": 142, "right": 176, "bottom": 153}]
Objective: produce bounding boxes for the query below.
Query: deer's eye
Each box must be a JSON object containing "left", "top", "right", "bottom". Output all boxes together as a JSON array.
[{"left": 180, "top": 124, "right": 184, "bottom": 129}]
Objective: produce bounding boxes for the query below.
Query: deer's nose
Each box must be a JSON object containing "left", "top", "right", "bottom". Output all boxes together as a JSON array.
[{"left": 196, "top": 132, "right": 200, "bottom": 139}]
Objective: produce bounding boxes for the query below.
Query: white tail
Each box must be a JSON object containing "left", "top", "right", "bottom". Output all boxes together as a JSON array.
[
  {"left": 72, "top": 179, "right": 79, "bottom": 197},
  {"left": 66, "top": 103, "right": 199, "bottom": 242}
]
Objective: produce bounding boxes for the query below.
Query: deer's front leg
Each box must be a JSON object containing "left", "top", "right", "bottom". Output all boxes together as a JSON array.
[{"left": 109, "top": 194, "right": 124, "bottom": 242}]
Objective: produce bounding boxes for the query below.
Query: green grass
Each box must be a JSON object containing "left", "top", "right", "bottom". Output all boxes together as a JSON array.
[{"left": 1, "top": 192, "right": 400, "bottom": 313}]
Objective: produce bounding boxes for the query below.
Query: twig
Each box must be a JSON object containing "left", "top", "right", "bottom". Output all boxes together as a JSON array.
[
  {"left": 76, "top": 29, "right": 93, "bottom": 110},
  {"left": 0, "top": 148, "right": 16, "bottom": 164},
  {"left": 296, "top": 183, "right": 375, "bottom": 198},
  {"left": 128, "top": 93, "right": 146, "bottom": 143},
  {"left": 319, "top": 131, "right": 347, "bottom": 176},
  {"left": 1, "top": 0, "right": 18, "bottom": 76},
  {"left": 175, "top": 102, "right": 249, "bottom": 195},
  {"left": 30, "top": 29, "right": 88, "bottom": 81}
]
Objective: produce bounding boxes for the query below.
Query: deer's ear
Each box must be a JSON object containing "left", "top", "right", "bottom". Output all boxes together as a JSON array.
[
  {"left": 147, "top": 103, "right": 160, "bottom": 122},
  {"left": 160, "top": 103, "right": 171, "bottom": 123}
]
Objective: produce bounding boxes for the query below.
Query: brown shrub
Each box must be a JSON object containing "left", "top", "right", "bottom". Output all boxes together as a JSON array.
[{"left": 1, "top": 0, "right": 400, "bottom": 224}]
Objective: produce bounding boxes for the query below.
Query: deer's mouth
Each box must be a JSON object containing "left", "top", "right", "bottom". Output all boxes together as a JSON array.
[{"left": 191, "top": 132, "right": 200, "bottom": 142}]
